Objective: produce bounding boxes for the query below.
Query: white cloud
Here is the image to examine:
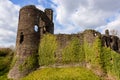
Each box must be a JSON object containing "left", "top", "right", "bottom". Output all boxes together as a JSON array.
[
  {"left": 93, "top": 0, "right": 120, "bottom": 11},
  {"left": 51, "top": 0, "right": 120, "bottom": 34},
  {"left": 1, "top": 0, "right": 120, "bottom": 47},
  {"left": 0, "top": 0, "right": 20, "bottom": 47},
  {"left": 0, "top": 0, "right": 49, "bottom": 47},
  {"left": 36, "top": 5, "right": 45, "bottom": 11},
  {"left": 99, "top": 15, "right": 120, "bottom": 37}
]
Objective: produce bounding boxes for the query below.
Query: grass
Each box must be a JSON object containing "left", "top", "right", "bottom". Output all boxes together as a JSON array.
[
  {"left": 27, "top": 34, "right": 120, "bottom": 80},
  {"left": 1, "top": 33, "right": 120, "bottom": 80},
  {"left": 0, "top": 48, "right": 13, "bottom": 80},
  {"left": 0, "top": 73, "right": 8, "bottom": 80},
  {"left": 37, "top": 34, "right": 120, "bottom": 79},
  {"left": 22, "top": 67, "right": 101, "bottom": 80}
]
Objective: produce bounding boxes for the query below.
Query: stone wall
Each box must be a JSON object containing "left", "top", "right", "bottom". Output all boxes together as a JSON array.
[
  {"left": 54, "top": 30, "right": 101, "bottom": 64},
  {"left": 55, "top": 34, "right": 84, "bottom": 63},
  {"left": 8, "top": 5, "right": 120, "bottom": 80},
  {"left": 101, "top": 30, "right": 120, "bottom": 53},
  {"left": 8, "top": 5, "right": 54, "bottom": 80}
]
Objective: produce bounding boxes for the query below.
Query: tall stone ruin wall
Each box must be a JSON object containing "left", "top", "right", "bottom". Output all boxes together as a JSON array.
[
  {"left": 56, "top": 30, "right": 101, "bottom": 49},
  {"left": 54, "top": 30, "right": 101, "bottom": 63},
  {"left": 56, "top": 34, "right": 84, "bottom": 49},
  {"left": 59, "top": 29, "right": 120, "bottom": 54},
  {"left": 55, "top": 30, "right": 120, "bottom": 66},
  {"left": 55, "top": 29, "right": 120, "bottom": 60},
  {"left": 8, "top": 5, "right": 54, "bottom": 80}
]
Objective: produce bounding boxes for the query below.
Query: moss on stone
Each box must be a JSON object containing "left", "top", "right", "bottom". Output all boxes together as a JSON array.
[
  {"left": 18, "top": 54, "right": 38, "bottom": 72},
  {"left": 38, "top": 34, "right": 57, "bottom": 66}
]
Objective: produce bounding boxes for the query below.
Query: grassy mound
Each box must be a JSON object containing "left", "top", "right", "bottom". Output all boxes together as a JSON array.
[{"left": 22, "top": 67, "right": 101, "bottom": 80}]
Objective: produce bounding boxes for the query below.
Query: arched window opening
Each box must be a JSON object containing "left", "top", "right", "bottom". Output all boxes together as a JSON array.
[
  {"left": 20, "top": 32, "right": 24, "bottom": 44},
  {"left": 94, "top": 33, "right": 97, "bottom": 37},
  {"left": 34, "top": 25, "right": 39, "bottom": 32}
]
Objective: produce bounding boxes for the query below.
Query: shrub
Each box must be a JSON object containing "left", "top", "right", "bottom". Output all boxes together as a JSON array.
[
  {"left": 0, "top": 48, "right": 13, "bottom": 80},
  {"left": 38, "top": 34, "right": 57, "bottom": 66},
  {"left": 0, "top": 48, "right": 13, "bottom": 75},
  {"left": 92, "top": 37, "right": 102, "bottom": 66},
  {"left": 18, "top": 54, "right": 38, "bottom": 72},
  {"left": 0, "top": 48, "right": 12, "bottom": 56},
  {"left": 62, "top": 37, "right": 85, "bottom": 63},
  {"left": 100, "top": 47, "right": 112, "bottom": 74},
  {"left": 0, "top": 73, "right": 8, "bottom": 80}
]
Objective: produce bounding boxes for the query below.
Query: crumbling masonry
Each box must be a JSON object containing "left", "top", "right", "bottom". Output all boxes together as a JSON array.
[
  {"left": 8, "top": 5, "right": 120, "bottom": 80},
  {"left": 8, "top": 5, "right": 54, "bottom": 79},
  {"left": 102, "top": 29, "right": 120, "bottom": 52}
]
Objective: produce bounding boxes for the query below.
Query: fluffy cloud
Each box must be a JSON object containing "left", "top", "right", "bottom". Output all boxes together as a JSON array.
[
  {"left": 36, "top": 5, "right": 45, "bottom": 11},
  {"left": 99, "top": 15, "right": 120, "bottom": 37},
  {"left": 0, "top": 0, "right": 45, "bottom": 47},
  {"left": 51, "top": 0, "right": 120, "bottom": 34},
  {"left": 0, "top": 0, "right": 20, "bottom": 47},
  {"left": 1, "top": 0, "right": 120, "bottom": 47},
  {"left": 93, "top": 0, "right": 120, "bottom": 11}
]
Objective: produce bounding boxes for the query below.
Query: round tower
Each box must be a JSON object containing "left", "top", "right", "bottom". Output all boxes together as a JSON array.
[
  {"left": 16, "top": 5, "right": 40, "bottom": 51},
  {"left": 8, "top": 5, "right": 40, "bottom": 79}
]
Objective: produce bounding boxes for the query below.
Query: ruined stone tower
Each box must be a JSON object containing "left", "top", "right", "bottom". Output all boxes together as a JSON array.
[{"left": 8, "top": 5, "right": 54, "bottom": 79}]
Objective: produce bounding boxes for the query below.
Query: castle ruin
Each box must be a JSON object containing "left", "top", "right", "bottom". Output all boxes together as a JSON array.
[
  {"left": 8, "top": 5, "right": 54, "bottom": 79},
  {"left": 8, "top": 5, "right": 120, "bottom": 80}
]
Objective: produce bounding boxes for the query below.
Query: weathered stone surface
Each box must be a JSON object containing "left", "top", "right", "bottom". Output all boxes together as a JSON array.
[
  {"left": 8, "top": 5, "right": 54, "bottom": 80},
  {"left": 101, "top": 30, "right": 120, "bottom": 52},
  {"left": 110, "top": 36, "right": 119, "bottom": 51},
  {"left": 8, "top": 5, "right": 120, "bottom": 80}
]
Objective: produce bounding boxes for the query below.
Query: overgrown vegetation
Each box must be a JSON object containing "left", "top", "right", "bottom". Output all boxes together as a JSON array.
[
  {"left": 19, "top": 54, "right": 38, "bottom": 72},
  {"left": 1, "top": 33, "right": 120, "bottom": 80},
  {"left": 84, "top": 37, "right": 102, "bottom": 68},
  {"left": 100, "top": 47, "right": 120, "bottom": 79},
  {"left": 0, "top": 48, "right": 13, "bottom": 80},
  {"left": 37, "top": 34, "right": 120, "bottom": 79},
  {"left": 84, "top": 37, "right": 120, "bottom": 79},
  {"left": 62, "top": 37, "right": 85, "bottom": 63},
  {"left": 22, "top": 67, "right": 101, "bottom": 80},
  {"left": 38, "top": 34, "right": 57, "bottom": 66}
]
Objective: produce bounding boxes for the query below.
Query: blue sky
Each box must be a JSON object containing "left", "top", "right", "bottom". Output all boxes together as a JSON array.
[{"left": 0, "top": 0, "right": 120, "bottom": 47}]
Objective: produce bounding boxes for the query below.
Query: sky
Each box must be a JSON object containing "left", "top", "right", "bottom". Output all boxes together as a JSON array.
[{"left": 0, "top": 0, "right": 120, "bottom": 47}]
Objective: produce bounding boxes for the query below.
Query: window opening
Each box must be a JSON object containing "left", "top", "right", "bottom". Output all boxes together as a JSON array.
[
  {"left": 34, "top": 25, "right": 39, "bottom": 32},
  {"left": 20, "top": 32, "right": 24, "bottom": 44}
]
